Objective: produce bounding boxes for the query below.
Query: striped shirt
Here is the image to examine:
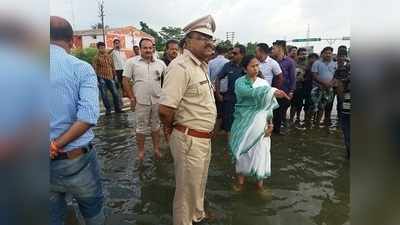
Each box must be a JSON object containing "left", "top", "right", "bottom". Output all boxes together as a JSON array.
[
  {"left": 50, "top": 44, "right": 99, "bottom": 152},
  {"left": 92, "top": 52, "right": 115, "bottom": 80}
]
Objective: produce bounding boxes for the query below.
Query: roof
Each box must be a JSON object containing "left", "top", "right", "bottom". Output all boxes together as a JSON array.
[{"left": 74, "top": 26, "right": 154, "bottom": 40}]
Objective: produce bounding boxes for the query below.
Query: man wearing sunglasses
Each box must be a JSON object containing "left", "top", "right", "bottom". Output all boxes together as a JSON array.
[
  {"left": 159, "top": 15, "right": 217, "bottom": 225},
  {"left": 215, "top": 44, "right": 246, "bottom": 157}
]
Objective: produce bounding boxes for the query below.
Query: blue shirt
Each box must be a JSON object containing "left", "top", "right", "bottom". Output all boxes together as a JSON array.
[
  {"left": 0, "top": 44, "right": 47, "bottom": 138},
  {"left": 50, "top": 44, "right": 99, "bottom": 151},
  {"left": 276, "top": 56, "right": 296, "bottom": 93},
  {"left": 208, "top": 55, "right": 229, "bottom": 82},
  {"left": 217, "top": 61, "right": 244, "bottom": 100},
  {"left": 311, "top": 59, "right": 337, "bottom": 87}
]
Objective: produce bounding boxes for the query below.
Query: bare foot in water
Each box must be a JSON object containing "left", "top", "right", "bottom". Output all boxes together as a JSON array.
[
  {"left": 154, "top": 150, "right": 162, "bottom": 160},
  {"left": 233, "top": 183, "right": 244, "bottom": 192},
  {"left": 256, "top": 185, "right": 272, "bottom": 199},
  {"left": 137, "top": 151, "right": 145, "bottom": 161}
]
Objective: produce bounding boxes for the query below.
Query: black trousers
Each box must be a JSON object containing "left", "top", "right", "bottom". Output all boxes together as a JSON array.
[
  {"left": 273, "top": 98, "right": 291, "bottom": 133},
  {"left": 115, "top": 70, "right": 123, "bottom": 89}
]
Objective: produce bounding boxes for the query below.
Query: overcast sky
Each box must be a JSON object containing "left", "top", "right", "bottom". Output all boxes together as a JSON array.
[{"left": 50, "top": 0, "right": 351, "bottom": 52}]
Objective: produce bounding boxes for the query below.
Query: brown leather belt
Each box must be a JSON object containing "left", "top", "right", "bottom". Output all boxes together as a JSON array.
[
  {"left": 52, "top": 143, "right": 92, "bottom": 160},
  {"left": 173, "top": 124, "right": 213, "bottom": 139}
]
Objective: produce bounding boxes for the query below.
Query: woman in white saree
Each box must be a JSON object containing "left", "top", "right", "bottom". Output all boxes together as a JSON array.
[{"left": 229, "top": 55, "right": 289, "bottom": 191}]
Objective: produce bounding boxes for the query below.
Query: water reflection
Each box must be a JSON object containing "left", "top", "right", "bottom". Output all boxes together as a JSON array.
[{"left": 74, "top": 111, "right": 349, "bottom": 225}]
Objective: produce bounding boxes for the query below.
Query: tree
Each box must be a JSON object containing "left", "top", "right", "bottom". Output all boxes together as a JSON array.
[
  {"left": 91, "top": 23, "right": 110, "bottom": 29},
  {"left": 246, "top": 42, "right": 258, "bottom": 55},
  {"left": 217, "top": 40, "right": 233, "bottom": 51},
  {"left": 159, "top": 26, "right": 184, "bottom": 42},
  {"left": 139, "top": 21, "right": 163, "bottom": 51},
  {"left": 72, "top": 48, "right": 98, "bottom": 64}
]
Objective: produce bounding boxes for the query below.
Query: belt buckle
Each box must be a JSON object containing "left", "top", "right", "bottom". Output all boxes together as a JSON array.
[{"left": 184, "top": 127, "right": 189, "bottom": 135}]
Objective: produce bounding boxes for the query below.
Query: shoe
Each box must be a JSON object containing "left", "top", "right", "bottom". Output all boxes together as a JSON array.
[
  {"left": 105, "top": 110, "right": 111, "bottom": 116},
  {"left": 115, "top": 109, "right": 124, "bottom": 113}
]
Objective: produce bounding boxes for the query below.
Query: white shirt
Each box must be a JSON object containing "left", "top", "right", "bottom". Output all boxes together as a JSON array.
[
  {"left": 259, "top": 56, "right": 282, "bottom": 85},
  {"left": 110, "top": 49, "right": 126, "bottom": 70},
  {"left": 123, "top": 56, "right": 167, "bottom": 105}
]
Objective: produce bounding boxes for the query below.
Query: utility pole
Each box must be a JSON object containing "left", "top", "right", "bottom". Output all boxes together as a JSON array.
[
  {"left": 98, "top": 0, "right": 106, "bottom": 43},
  {"left": 226, "top": 32, "right": 235, "bottom": 44},
  {"left": 70, "top": 0, "right": 76, "bottom": 28},
  {"left": 306, "top": 24, "right": 310, "bottom": 47}
]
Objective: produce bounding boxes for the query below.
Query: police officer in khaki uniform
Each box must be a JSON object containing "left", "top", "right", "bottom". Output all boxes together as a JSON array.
[{"left": 159, "top": 15, "right": 216, "bottom": 225}]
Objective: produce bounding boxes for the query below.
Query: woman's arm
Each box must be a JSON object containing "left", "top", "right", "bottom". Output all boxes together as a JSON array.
[{"left": 264, "top": 119, "right": 274, "bottom": 137}]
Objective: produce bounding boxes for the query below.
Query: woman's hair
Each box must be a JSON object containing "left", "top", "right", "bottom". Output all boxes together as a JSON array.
[
  {"left": 241, "top": 54, "right": 256, "bottom": 68},
  {"left": 241, "top": 54, "right": 263, "bottom": 78}
]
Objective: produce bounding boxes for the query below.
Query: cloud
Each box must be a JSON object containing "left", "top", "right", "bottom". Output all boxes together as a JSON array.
[{"left": 50, "top": 0, "right": 351, "bottom": 52}]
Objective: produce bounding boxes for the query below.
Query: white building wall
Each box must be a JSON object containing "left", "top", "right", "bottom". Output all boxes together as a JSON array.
[{"left": 82, "top": 35, "right": 105, "bottom": 48}]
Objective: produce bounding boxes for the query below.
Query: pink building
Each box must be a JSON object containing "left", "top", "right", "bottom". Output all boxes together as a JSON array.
[{"left": 73, "top": 26, "right": 154, "bottom": 58}]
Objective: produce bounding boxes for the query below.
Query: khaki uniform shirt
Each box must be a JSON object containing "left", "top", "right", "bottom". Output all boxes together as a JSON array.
[
  {"left": 160, "top": 49, "right": 217, "bottom": 132},
  {"left": 123, "top": 56, "right": 166, "bottom": 105}
]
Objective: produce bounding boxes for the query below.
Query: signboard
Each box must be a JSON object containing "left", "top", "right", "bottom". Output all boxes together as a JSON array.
[{"left": 292, "top": 38, "right": 321, "bottom": 42}]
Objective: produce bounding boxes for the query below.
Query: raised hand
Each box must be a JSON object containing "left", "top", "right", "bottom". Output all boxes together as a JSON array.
[{"left": 274, "top": 89, "right": 290, "bottom": 100}]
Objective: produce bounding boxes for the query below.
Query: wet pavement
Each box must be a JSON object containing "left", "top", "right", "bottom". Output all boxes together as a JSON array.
[{"left": 69, "top": 110, "right": 349, "bottom": 225}]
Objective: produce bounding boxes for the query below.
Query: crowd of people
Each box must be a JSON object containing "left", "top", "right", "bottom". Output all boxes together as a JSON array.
[{"left": 49, "top": 14, "right": 350, "bottom": 225}]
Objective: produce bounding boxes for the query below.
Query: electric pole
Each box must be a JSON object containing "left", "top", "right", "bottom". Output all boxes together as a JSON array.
[
  {"left": 226, "top": 32, "right": 235, "bottom": 44},
  {"left": 70, "top": 0, "right": 76, "bottom": 28},
  {"left": 98, "top": 0, "right": 106, "bottom": 43},
  {"left": 306, "top": 24, "right": 310, "bottom": 47}
]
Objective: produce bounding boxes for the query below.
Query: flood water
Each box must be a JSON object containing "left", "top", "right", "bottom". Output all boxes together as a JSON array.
[{"left": 68, "top": 110, "right": 349, "bottom": 225}]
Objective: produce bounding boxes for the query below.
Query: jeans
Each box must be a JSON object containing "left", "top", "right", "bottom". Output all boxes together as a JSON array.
[
  {"left": 115, "top": 70, "right": 123, "bottom": 90},
  {"left": 337, "top": 96, "right": 344, "bottom": 121},
  {"left": 273, "top": 98, "right": 290, "bottom": 133},
  {"left": 98, "top": 77, "right": 121, "bottom": 112},
  {"left": 50, "top": 147, "right": 105, "bottom": 225},
  {"left": 340, "top": 113, "right": 351, "bottom": 158}
]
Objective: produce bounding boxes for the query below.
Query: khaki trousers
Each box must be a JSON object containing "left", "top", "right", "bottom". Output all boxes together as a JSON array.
[{"left": 169, "top": 129, "right": 211, "bottom": 225}]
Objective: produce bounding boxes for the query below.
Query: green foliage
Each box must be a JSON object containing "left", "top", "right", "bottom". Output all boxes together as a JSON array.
[
  {"left": 91, "top": 23, "right": 110, "bottom": 29},
  {"left": 72, "top": 48, "right": 98, "bottom": 64},
  {"left": 159, "top": 26, "right": 184, "bottom": 43},
  {"left": 139, "top": 21, "right": 185, "bottom": 51},
  {"left": 246, "top": 42, "right": 258, "bottom": 55},
  {"left": 217, "top": 40, "right": 233, "bottom": 51},
  {"left": 139, "top": 21, "right": 164, "bottom": 51},
  {"left": 218, "top": 41, "right": 257, "bottom": 55}
]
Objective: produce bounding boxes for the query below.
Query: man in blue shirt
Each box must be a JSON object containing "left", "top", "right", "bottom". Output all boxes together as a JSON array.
[
  {"left": 208, "top": 44, "right": 229, "bottom": 122},
  {"left": 311, "top": 46, "right": 337, "bottom": 126},
  {"left": 49, "top": 16, "right": 104, "bottom": 225},
  {"left": 271, "top": 40, "right": 296, "bottom": 135},
  {"left": 208, "top": 44, "right": 229, "bottom": 82},
  {"left": 215, "top": 44, "right": 245, "bottom": 153}
]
